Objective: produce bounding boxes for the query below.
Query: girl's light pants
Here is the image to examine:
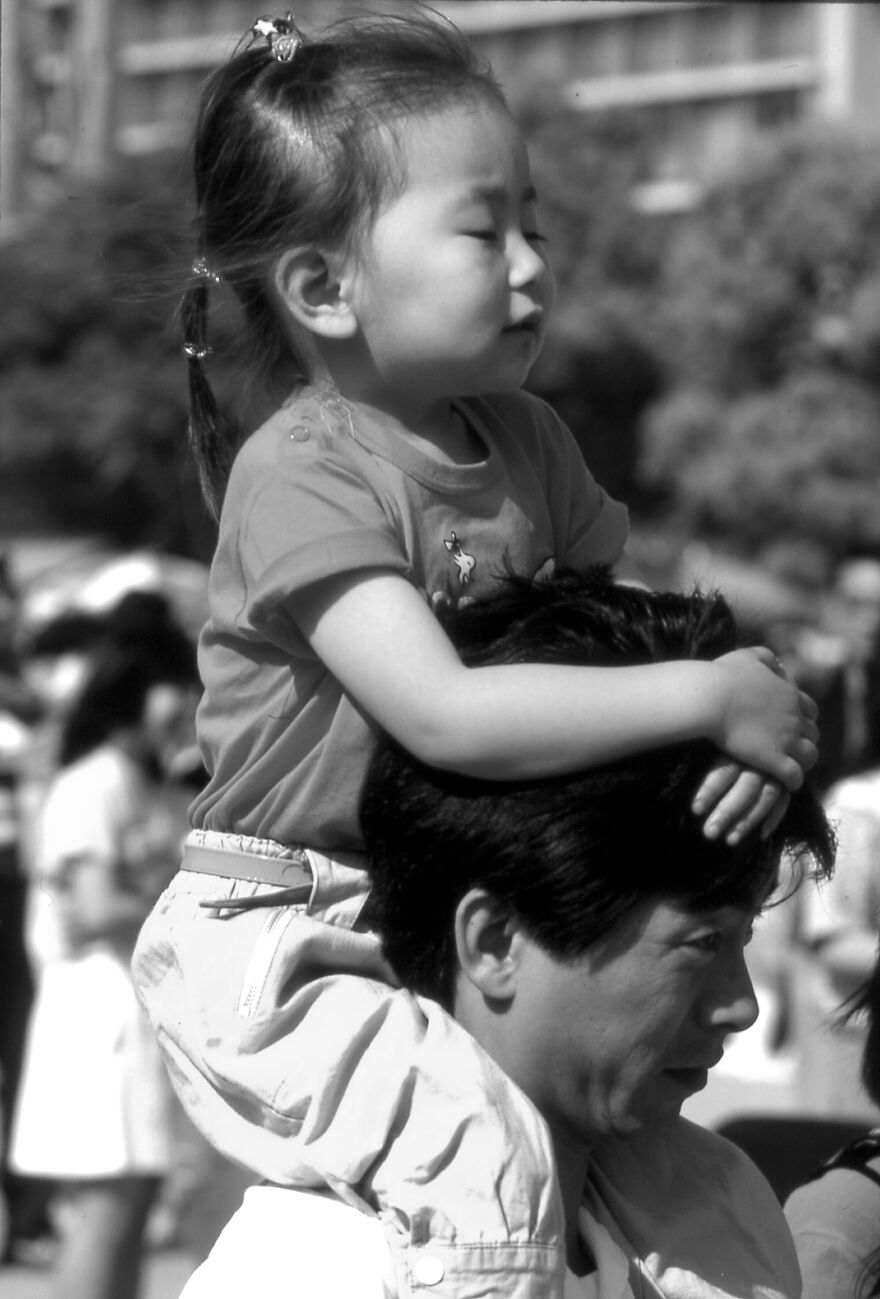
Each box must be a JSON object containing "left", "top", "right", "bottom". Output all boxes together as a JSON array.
[{"left": 132, "top": 830, "right": 566, "bottom": 1298}]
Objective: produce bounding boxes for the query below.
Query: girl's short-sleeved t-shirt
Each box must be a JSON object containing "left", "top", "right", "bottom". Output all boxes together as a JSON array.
[{"left": 190, "top": 387, "right": 629, "bottom": 851}]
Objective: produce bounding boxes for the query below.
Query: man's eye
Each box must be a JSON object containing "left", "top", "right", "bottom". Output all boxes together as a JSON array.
[
  {"left": 466, "top": 230, "right": 499, "bottom": 243},
  {"left": 690, "top": 932, "right": 722, "bottom": 953},
  {"left": 524, "top": 230, "right": 548, "bottom": 243}
]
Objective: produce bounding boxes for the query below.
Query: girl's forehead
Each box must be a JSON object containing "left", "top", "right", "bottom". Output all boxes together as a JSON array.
[{"left": 391, "top": 99, "right": 530, "bottom": 189}]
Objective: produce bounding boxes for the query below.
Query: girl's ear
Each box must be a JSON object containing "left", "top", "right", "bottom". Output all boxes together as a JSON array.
[
  {"left": 454, "top": 888, "right": 524, "bottom": 1002},
  {"left": 274, "top": 247, "right": 358, "bottom": 340}
]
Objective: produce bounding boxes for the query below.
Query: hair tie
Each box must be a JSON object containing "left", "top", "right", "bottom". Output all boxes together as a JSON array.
[
  {"left": 183, "top": 341, "right": 213, "bottom": 361},
  {"left": 192, "top": 257, "right": 221, "bottom": 284},
  {"left": 183, "top": 265, "right": 217, "bottom": 360},
  {"left": 251, "top": 12, "right": 302, "bottom": 63}
]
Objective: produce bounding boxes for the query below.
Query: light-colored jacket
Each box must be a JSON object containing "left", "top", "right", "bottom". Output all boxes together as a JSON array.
[{"left": 180, "top": 1118, "right": 801, "bottom": 1298}]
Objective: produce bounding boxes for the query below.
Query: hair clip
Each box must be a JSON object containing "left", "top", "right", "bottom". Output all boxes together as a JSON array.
[
  {"left": 192, "top": 257, "right": 221, "bottom": 284},
  {"left": 183, "top": 341, "right": 213, "bottom": 361},
  {"left": 251, "top": 13, "right": 301, "bottom": 63}
]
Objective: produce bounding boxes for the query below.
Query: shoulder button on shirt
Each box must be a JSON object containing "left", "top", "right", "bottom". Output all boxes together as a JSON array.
[{"left": 413, "top": 1254, "right": 445, "bottom": 1287}]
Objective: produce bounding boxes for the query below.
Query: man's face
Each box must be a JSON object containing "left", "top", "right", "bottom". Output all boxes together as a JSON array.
[{"left": 495, "top": 897, "right": 761, "bottom": 1150}]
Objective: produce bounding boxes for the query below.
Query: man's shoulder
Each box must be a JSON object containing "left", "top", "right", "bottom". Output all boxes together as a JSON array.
[{"left": 588, "top": 1118, "right": 801, "bottom": 1298}]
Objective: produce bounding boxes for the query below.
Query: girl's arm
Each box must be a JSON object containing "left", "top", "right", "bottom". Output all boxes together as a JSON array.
[{"left": 292, "top": 570, "right": 817, "bottom": 788}]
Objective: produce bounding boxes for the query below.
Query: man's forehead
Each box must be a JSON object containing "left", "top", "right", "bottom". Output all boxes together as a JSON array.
[{"left": 665, "top": 870, "right": 781, "bottom": 928}]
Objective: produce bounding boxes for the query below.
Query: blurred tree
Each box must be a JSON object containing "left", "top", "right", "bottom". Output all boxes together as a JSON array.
[
  {"left": 5, "top": 110, "right": 880, "bottom": 571},
  {"left": 639, "top": 126, "right": 880, "bottom": 560},
  {"left": 0, "top": 159, "right": 220, "bottom": 561},
  {"left": 642, "top": 372, "right": 880, "bottom": 552},
  {"left": 524, "top": 107, "right": 667, "bottom": 507}
]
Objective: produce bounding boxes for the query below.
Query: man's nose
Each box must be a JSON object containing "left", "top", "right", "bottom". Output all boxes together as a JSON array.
[{"left": 701, "top": 950, "right": 759, "bottom": 1035}]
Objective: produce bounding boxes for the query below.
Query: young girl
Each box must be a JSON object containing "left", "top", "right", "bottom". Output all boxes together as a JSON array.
[{"left": 133, "top": 11, "right": 819, "bottom": 1294}]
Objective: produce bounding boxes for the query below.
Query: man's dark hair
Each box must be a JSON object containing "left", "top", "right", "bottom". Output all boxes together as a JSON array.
[{"left": 362, "top": 567, "right": 835, "bottom": 1007}]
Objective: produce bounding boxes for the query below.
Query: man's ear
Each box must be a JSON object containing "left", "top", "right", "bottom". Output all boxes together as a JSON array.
[
  {"left": 274, "top": 246, "right": 358, "bottom": 340},
  {"left": 454, "top": 888, "right": 524, "bottom": 1002}
]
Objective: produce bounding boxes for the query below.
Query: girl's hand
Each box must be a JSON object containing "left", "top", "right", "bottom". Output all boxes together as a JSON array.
[
  {"left": 691, "top": 760, "right": 790, "bottom": 845},
  {"left": 709, "top": 647, "right": 819, "bottom": 789}
]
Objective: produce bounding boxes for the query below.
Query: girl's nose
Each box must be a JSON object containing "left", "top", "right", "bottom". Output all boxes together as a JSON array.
[{"left": 508, "top": 231, "right": 551, "bottom": 291}]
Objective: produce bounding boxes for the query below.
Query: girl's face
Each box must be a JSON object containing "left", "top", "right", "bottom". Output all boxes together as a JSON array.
[{"left": 343, "top": 97, "right": 554, "bottom": 417}]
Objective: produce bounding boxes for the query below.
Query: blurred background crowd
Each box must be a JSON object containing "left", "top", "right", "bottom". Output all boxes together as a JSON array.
[{"left": 2, "top": 0, "right": 880, "bottom": 1294}]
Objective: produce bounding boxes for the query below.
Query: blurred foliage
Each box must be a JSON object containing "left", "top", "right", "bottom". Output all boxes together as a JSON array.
[
  {"left": 3, "top": 110, "right": 880, "bottom": 567},
  {"left": 636, "top": 126, "right": 880, "bottom": 561},
  {"left": 0, "top": 159, "right": 217, "bottom": 561},
  {"left": 525, "top": 108, "right": 666, "bottom": 507}
]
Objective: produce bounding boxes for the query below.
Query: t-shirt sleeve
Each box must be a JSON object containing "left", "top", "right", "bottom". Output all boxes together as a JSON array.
[
  {"left": 236, "top": 441, "right": 410, "bottom": 628},
  {"left": 529, "top": 399, "right": 629, "bottom": 570}
]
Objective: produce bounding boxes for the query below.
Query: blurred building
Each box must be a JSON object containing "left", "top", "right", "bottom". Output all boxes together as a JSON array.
[{"left": 3, "top": 1, "right": 880, "bottom": 230}]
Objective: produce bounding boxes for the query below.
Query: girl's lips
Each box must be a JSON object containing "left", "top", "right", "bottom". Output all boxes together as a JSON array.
[{"left": 504, "top": 316, "right": 541, "bottom": 333}]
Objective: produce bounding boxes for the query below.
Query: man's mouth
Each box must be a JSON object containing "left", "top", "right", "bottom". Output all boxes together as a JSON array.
[
  {"left": 664, "top": 1051, "right": 723, "bottom": 1092},
  {"left": 664, "top": 1067, "right": 708, "bottom": 1091}
]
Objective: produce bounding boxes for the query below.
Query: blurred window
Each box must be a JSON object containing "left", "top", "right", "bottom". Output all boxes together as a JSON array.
[
  {"left": 626, "top": 14, "right": 677, "bottom": 75},
  {"left": 752, "top": 3, "right": 810, "bottom": 62},
  {"left": 685, "top": 5, "right": 736, "bottom": 68},
  {"left": 754, "top": 90, "right": 802, "bottom": 129}
]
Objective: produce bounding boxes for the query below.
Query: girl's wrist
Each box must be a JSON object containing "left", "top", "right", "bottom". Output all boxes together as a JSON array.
[{"left": 674, "top": 660, "right": 723, "bottom": 745}]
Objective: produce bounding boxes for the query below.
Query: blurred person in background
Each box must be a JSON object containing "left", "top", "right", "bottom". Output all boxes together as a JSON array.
[
  {"left": 793, "top": 749, "right": 880, "bottom": 1124},
  {"left": 14, "top": 610, "right": 106, "bottom": 865},
  {"left": 0, "top": 552, "right": 46, "bottom": 1264},
  {"left": 765, "top": 553, "right": 880, "bottom": 797},
  {"left": 785, "top": 938, "right": 880, "bottom": 1299},
  {"left": 99, "top": 592, "right": 255, "bottom": 1261},
  {"left": 8, "top": 595, "right": 200, "bottom": 1299},
  {"left": 789, "top": 557, "right": 880, "bottom": 1121},
  {"left": 833, "top": 557, "right": 880, "bottom": 780}
]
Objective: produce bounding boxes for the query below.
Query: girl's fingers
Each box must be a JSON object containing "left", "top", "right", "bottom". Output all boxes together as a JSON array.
[
  {"left": 692, "top": 758, "right": 741, "bottom": 818},
  {"left": 721, "top": 780, "right": 787, "bottom": 846},
  {"left": 798, "top": 690, "right": 819, "bottom": 721},
  {"left": 798, "top": 717, "right": 819, "bottom": 745},
  {"left": 701, "top": 768, "right": 765, "bottom": 840},
  {"left": 790, "top": 735, "right": 819, "bottom": 772},
  {"left": 759, "top": 789, "right": 791, "bottom": 840}
]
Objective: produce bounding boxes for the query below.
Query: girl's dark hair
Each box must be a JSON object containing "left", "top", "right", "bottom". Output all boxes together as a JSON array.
[
  {"left": 59, "top": 593, "right": 198, "bottom": 768},
  {"left": 183, "top": 10, "right": 503, "bottom": 518}
]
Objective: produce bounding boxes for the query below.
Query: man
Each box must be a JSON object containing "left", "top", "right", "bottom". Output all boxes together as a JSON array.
[{"left": 181, "top": 568, "right": 833, "bottom": 1298}]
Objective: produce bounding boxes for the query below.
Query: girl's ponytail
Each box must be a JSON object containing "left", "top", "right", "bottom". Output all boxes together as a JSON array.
[{"left": 181, "top": 262, "right": 231, "bottom": 521}]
